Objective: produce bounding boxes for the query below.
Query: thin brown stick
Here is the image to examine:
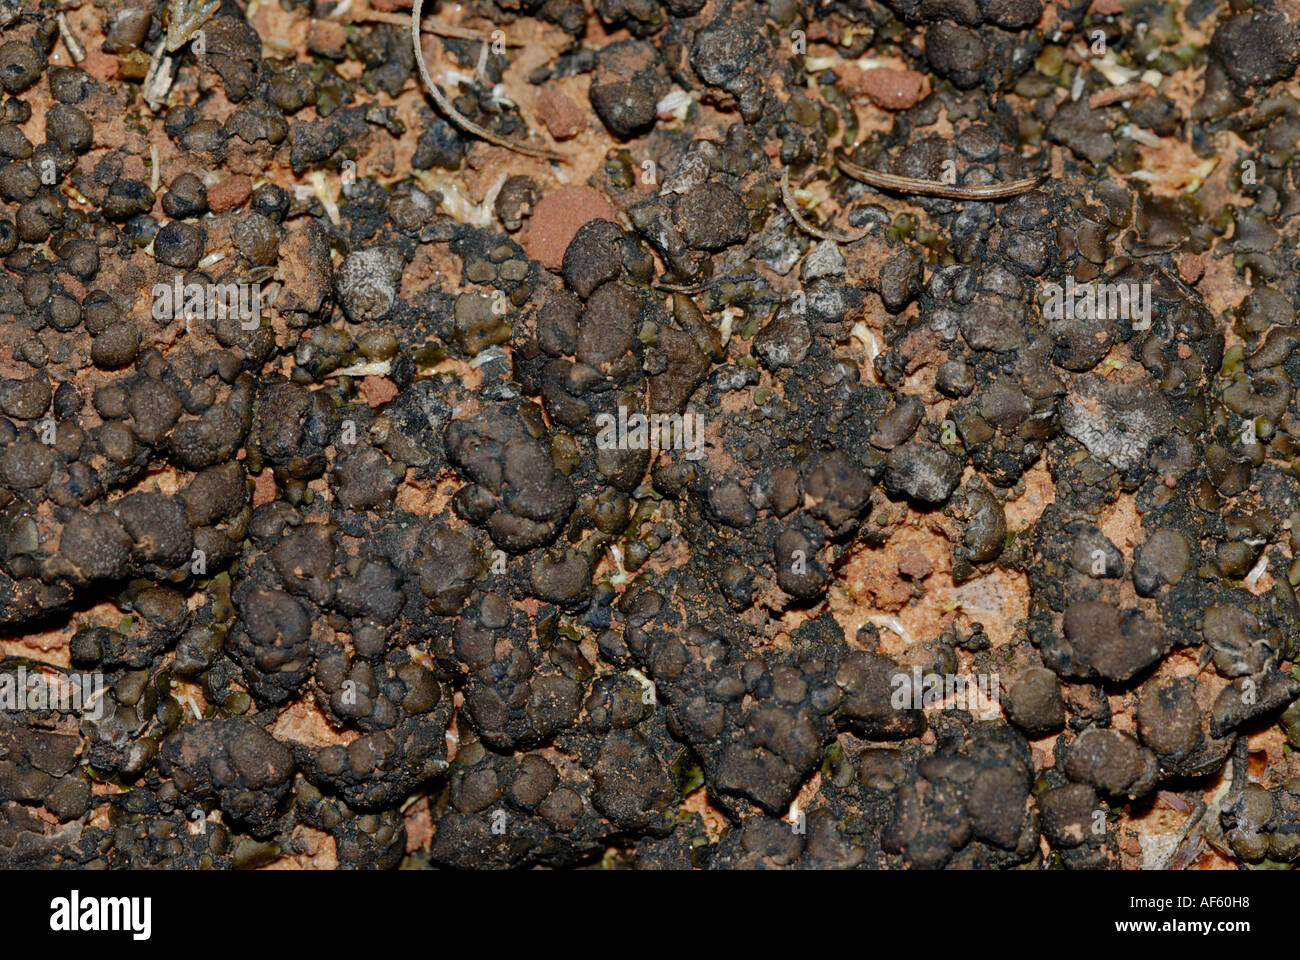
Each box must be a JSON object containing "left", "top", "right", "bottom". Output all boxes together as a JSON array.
[
  {"left": 410, "top": 0, "right": 563, "bottom": 161},
  {"left": 1160, "top": 799, "right": 1207, "bottom": 870},
  {"left": 1088, "top": 81, "right": 1157, "bottom": 109},
  {"left": 349, "top": 7, "right": 523, "bottom": 44},
  {"left": 779, "top": 169, "right": 869, "bottom": 244},
  {"left": 56, "top": 12, "right": 86, "bottom": 62},
  {"left": 837, "top": 154, "right": 1041, "bottom": 200},
  {"left": 141, "top": 37, "right": 172, "bottom": 111},
  {"left": 652, "top": 272, "right": 760, "bottom": 294}
]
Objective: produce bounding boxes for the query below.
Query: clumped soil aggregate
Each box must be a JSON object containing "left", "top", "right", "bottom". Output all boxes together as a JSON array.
[{"left": 0, "top": 0, "right": 1298, "bottom": 870}]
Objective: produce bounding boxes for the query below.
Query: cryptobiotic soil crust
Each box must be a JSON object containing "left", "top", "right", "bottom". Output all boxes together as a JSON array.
[{"left": 0, "top": 0, "right": 1299, "bottom": 871}]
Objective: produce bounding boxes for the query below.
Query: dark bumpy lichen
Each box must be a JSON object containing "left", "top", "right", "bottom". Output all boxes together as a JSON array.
[{"left": 2, "top": 0, "right": 1300, "bottom": 873}]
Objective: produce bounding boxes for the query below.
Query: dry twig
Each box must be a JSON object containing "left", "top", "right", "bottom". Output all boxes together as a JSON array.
[
  {"left": 1088, "top": 82, "right": 1157, "bottom": 109},
  {"left": 409, "top": 0, "right": 563, "bottom": 161},
  {"left": 837, "top": 154, "right": 1041, "bottom": 200},
  {"left": 56, "top": 12, "right": 86, "bottom": 62},
  {"left": 779, "top": 169, "right": 869, "bottom": 244}
]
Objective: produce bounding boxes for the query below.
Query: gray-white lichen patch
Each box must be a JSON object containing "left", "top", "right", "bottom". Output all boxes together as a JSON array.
[
  {"left": 1061, "top": 373, "right": 1174, "bottom": 472},
  {"left": 334, "top": 248, "right": 405, "bottom": 323}
]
